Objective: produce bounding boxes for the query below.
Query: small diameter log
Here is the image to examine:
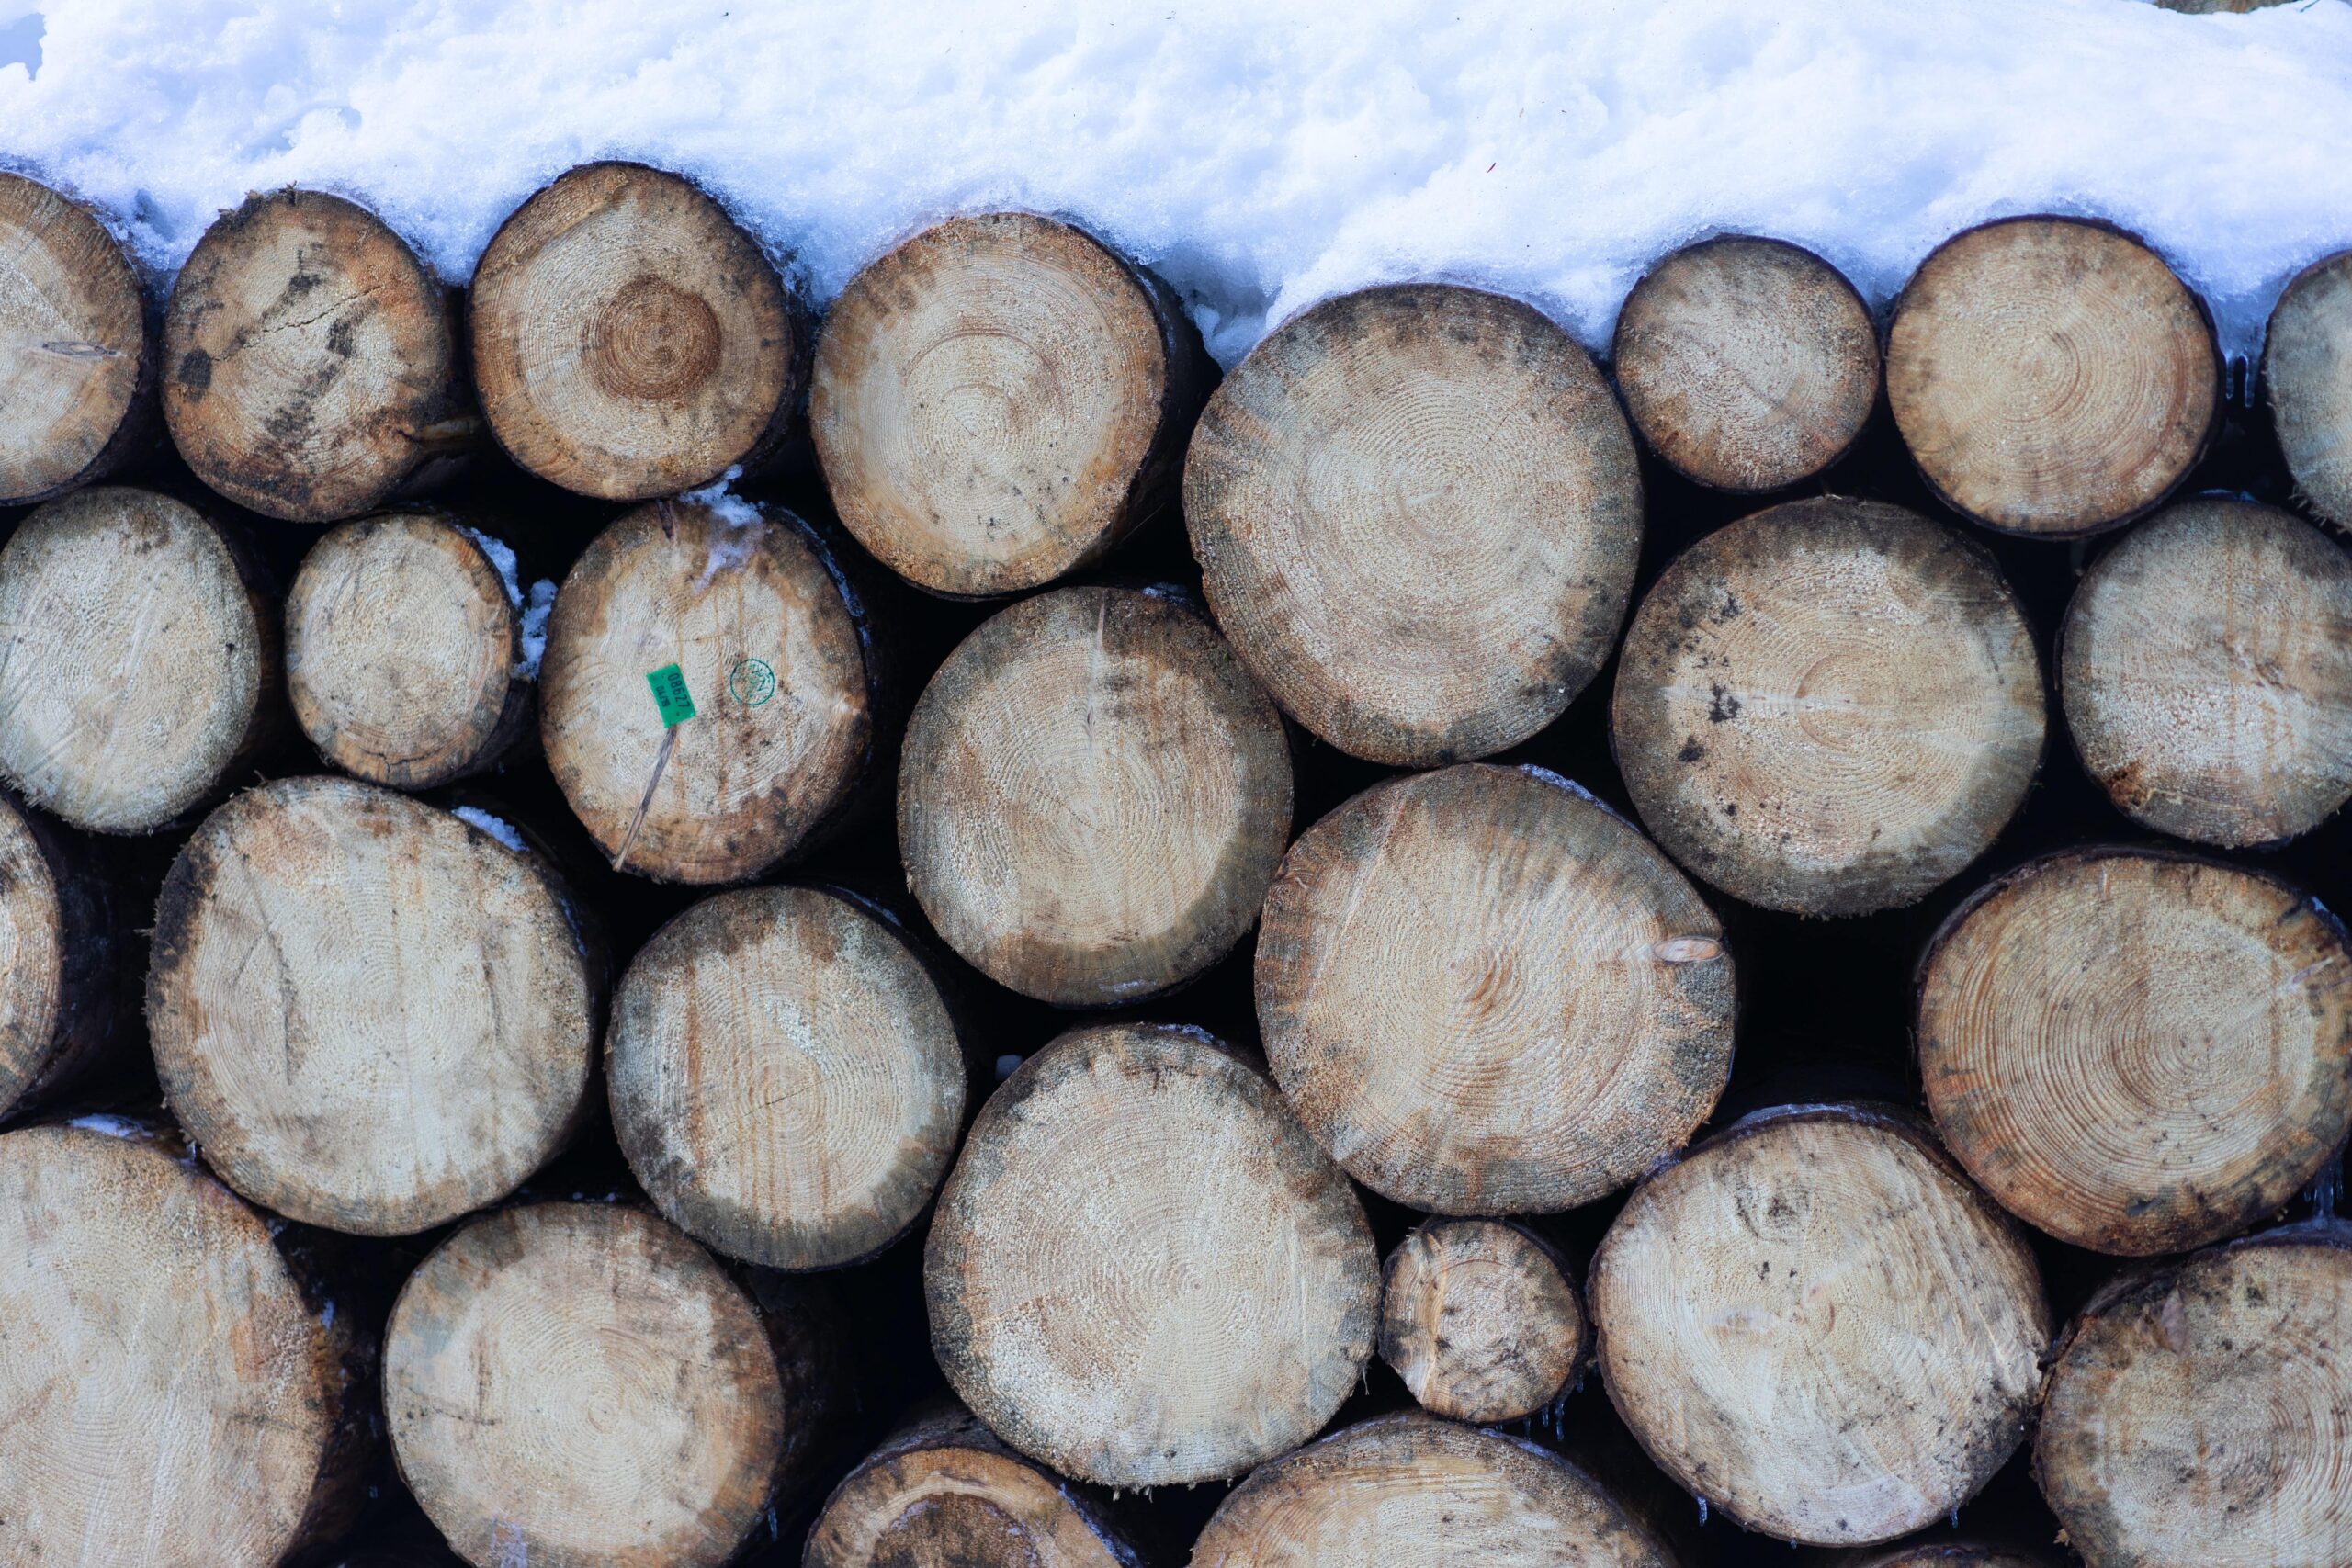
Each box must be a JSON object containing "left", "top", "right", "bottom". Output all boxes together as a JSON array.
[
  {"left": 804, "top": 1398, "right": 1147, "bottom": 1568},
  {"left": 0, "top": 1121, "right": 368, "bottom": 1567},
  {"left": 1886, "top": 217, "right": 2219, "bottom": 536},
  {"left": 1192, "top": 1412, "right": 1679, "bottom": 1568},
  {"left": 1917, "top": 847, "right": 2352, "bottom": 1256},
  {"left": 607, "top": 885, "right": 967, "bottom": 1270},
  {"left": 163, "top": 188, "right": 471, "bottom": 522},
  {"left": 0, "top": 793, "right": 123, "bottom": 1121},
  {"left": 470, "top": 162, "right": 804, "bottom": 500},
  {"left": 2265, "top": 249, "right": 2352, "bottom": 526},
  {"left": 2061, "top": 497, "right": 2352, "bottom": 846},
  {"left": 1185, "top": 283, "right": 1643, "bottom": 766},
  {"left": 899, "top": 585, "right": 1291, "bottom": 1005},
  {"left": 0, "top": 172, "right": 153, "bottom": 504},
  {"left": 812, "top": 211, "right": 1212, "bottom": 597},
  {"left": 1379, "top": 1218, "right": 1588, "bottom": 1425},
  {"left": 388, "top": 1201, "right": 827, "bottom": 1568},
  {"left": 540, "top": 496, "right": 875, "bottom": 884},
  {"left": 1611, "top": 497, "right": 2044, "bottom": 917},
  {"left": 287, "top": 512, "right": 538, "bottom": 790},
  {"left": 147, "top": 776, "right": 599, "bottom": 1235},
  {"left": 1611, "top": 235, "right": 1881, "bottom": 492},
  {"left": 0, "top": 485, "right": 278, "bottom": 834},
  {"left": 2037, "top": 1223, "right": 2352, "bottom": 1567},
  {"left": 926, "top": 1021, "right": 1377, "bottom": 1488},
  {"left": 1258, "top": 763, "right": 1733, "bottom": 1213},
  {"left": 1590, "top": 1105, "right": 2051, "bottom": 1547}
]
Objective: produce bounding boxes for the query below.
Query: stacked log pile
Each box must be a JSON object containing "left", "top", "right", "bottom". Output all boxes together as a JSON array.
[{"left": 0, "top": 170, "right": 2345, "bottom": 1568}]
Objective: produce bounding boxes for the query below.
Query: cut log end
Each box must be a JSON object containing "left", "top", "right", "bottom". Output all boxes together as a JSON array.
[
  {"left": 1591, "top": 1106, "right": 2051, "bottom": 1547},
  {"left": 1193, "top": 1412, "right": 1678, "bottom": 1568},
  {"left": 287, "top": 513, "right": 528, "bottom": 790},
  {"left": 0, "top": 486, "right": 275, "bottom": 834},
  {"left": 386, "top": 1202, "right": 799, "bottom": 1568},
  {"left": 899, "top": 584, "right": 1291, "bottom": 1005},
  {"left": 470, "top": 161, "right": 801, "bottom": 500},
  {"left": 1612, "top": 235, "right": 1880, "bottom": 492},
  {"left": 0, "top": 1122, "right": 364, "bottom": 1568},
  {"left": 1379, "top": 1219, "right": 1587, "bottom": 1424},
  {"left": 2062, "top": 497, "right": 2352, "bottom": 847},
  {"left": 0, "top": 172, "right": 151, "bottom": 505},
  {"left": 147, "top": 776, "right": 597, "bottom": 1235},
  {"left": 2266, "top": 248, "right": 2352, "bottom": 528},
  {"left": 813, "top": 211, "right": 1204, "bottom": 597},
  {"left": 540, "top": 498, "right": 874, "bottom": 885},
  {"left": 1184, "top": 282, "right": 1644, "bottom": 765},
  {"left": 1611, "top": 496, "right": 2045, "bottom": 917},
  {"left": 1918, "top": 848, "right": 2352, "bottom": 1257},
  {"left": 0, "top": 794, "right": 119, "bottom": 1120},
  {"left": 2037, "top": 1225, "right": 2352, "bottom": 1568},
  {"left": 1887, "top": 217, "right": 2218, "bottom": 536},
  {"left": 1828, "top": 1545, "right": 2055, "bottom": 1568},
  {"left": 1257, "top": 763, "right": 1734, "bottom": 1213},
  {"left": 925, "top": 1022, "right": 1377, "bottom": 1488},
  {"left": 163, "top": 188, "right": 465, "bottom": 522},
  {"left": 607, "top": 885, "right": 967, "bottom": 1270}
]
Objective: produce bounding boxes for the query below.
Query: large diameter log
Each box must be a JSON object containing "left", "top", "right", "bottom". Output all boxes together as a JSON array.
[
  {"left": 926, "top": 1021, "right": 1376, "bottom": 1487},
  {"left": 286, "top": 512, "right": 537, "bottom": 790},
  {"left": 0, "top": 793, "right": 123, "bottom": 1120},
  {"left": 388, "top": 1201, "right": 828, "bottom": 1568},
  {"left": 1820, "top": 1545, "right": 2054, "bottom": 1568},
  {"left": 1192, "top": 1412, "right": 1679, "bottom": 1568},
  {"left": 1184, "top": 283, "right": 1643, "bottom": 765},
  {"left": 540, "top": 496, "right": 875, "bottom": 883},
  {"left": 147, "top": 776, "right": 599, "bottom": 1235},
  {"left": 2037, "top": 1223, "right": 2352, "bottom": 1567},
  {"left": 1886, "top": 217, "right": 2219, "bottom": 536},
  {"left": 1917, "top": 847, "right": 2352, "bottom": 1256},
  {"left": 1611, "top": 497, "right": 2043, "bottom": 916},
  {"left": 0, "top": 1121, "right": 369, "bottom": 1567},
  {"left": 607, "top": 884, "right": 966, "bottom": 1269},
  {"left": 163, "top": 188, "right": 471, "bottom": 522},
  {"left": 812, "top": 211, "right": 1212, "bottom": 598},
  {"left": 804, "top": 1398, "right": 1146, "bottom": 1568},
  {"left": 1590, "top": 1105, "right": 2051, "bottom": 1547},
  {"left": 1258, "top": 763, "right": 1733, "bottom": 1212},
  {"left": 899, "top": 584, "right": 1290, "bottom": 1005},
  {"left": 0, "top": 173, "right": 153, "bottom": 504},
  {"left": 2060, "top": 496, "right": 2352, "bottom": 846},
  {"left": 2266, "top": 249, "right": 2352, "bottom": 526},
  {"left": 0, "top": 485, "right": 278, "bottom": 834},
  {"left": 1379, "top": 1217, "right": 1587, "bottom": 1425},
  {"left": 1611, "top": 235, "right": 1880, "bottom": 492},
  {"left": 470, "top": 162, "right": 804, "bottom": 500}
]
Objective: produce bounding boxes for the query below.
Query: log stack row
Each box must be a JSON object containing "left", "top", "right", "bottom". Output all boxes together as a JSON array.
[{"left": 0, "top": 162, "right": 2346, "bottom": 1568}]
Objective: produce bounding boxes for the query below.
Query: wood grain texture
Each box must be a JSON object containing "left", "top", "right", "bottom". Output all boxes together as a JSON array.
[
  {"left": 470, "top": 161, "right": 803, "bottom": 501},
  {"left": 540, "top": 496, "right": 875, "bottom": 884},
  {"left": 0, "top": 1121, "right": 369, "bottom": 1568},
  {"left": 899, "top": 584, "right": 1291, "bottom": 1005},
  {"left": 2265, "top": 248, "right": 2352, "bottom": 526},
  {"left": 1379, "top": 1218, "right": 1587, "bottom": 1424},
  {"left": 1917, "top": 846, "right": 2352, "bottom": 1256},
  {"left": 147, "top": 776, "right": 600, "bottom": 1235},
  {"left": 0, "top": 171, "right": 153, "bottom": 505},
  {"left": 925, "top": 1021, "right": 1377, "bottom": 1488},
  {"left": 0, "top": 485, "right": 278, "bottom": 834},
  {"left": 1191, "top": 1411, "right": 1679, "bottom": 1567},
  {"left": 1886, "top": 217, "right": 2219, "bottom": 537},
  {"left": 1611, "top": 497, "right": 2044, "bottom": 916},
  {"left": 1257, "top": 763, "right": 1733, "bottom": 1213},
  {"left": 386, "top": 1202, "right": 808, "bottom": 1568},
  {"left": 1612, "top": 236, "right": 1880, "bottom": 493},
  {"left": 1590, "top": 1105, "right": 2051, "bottom": 1547},
  {"left": 163, "top": 188, "right": 471, "bottom": 522},
  {"left": 0, "top": 792, "right": 123, "bottom": 1121},
  {"left": 2037, "top": 1223, "right": 2352, "bottom": 1568},
  {"left": 812, "top": 211, "right": 1211, "bottom": 597},
  {"left": 607, "top": 884, "right": 967, "bottom": 1270},
  {"left": 1184, "top": 283, "right": 1643, "bottom": 765}
]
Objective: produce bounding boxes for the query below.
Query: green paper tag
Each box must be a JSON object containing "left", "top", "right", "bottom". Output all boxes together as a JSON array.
[{"left": 647, "top": 664, "right": 696, "bottom": 726}]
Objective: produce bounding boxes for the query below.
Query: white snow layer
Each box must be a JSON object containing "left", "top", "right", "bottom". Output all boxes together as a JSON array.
[
  {"left": 1, "top": 0, "right": 2349, "bottom": 361},
  {"left": 452, "top": 805, "right": 526, "bottom": 852}
]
